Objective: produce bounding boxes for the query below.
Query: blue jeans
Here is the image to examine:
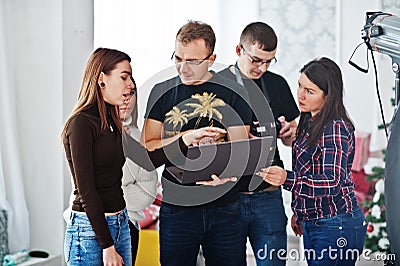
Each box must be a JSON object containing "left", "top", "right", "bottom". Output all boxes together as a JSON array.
[
  {"left": 302, "top": 206, "right": 367, "bottom": 266},
  {"left": 240, "top": 189, "right": 287, "bottom": 266},
  {"left": 64, "top": 209, "right": 132, "bottom": 266},
  {"left": 159, "top": 200, "right": 245, "bottom": 266}
]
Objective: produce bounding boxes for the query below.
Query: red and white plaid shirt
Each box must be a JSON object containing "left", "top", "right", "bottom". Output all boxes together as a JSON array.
[{"left": 284, "top": 118, "right": 359, "bottom": 223}]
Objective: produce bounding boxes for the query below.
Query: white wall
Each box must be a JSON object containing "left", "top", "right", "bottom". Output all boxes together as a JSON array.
[
  {"left": 62, "top": 0, "right": 95, "bottom": 213},
  {"left": 94, "top": 0, "right": 259, "bottom": 128},
  {"left": 9, "top": 0, "right": 64, "bottom": 255},
  {"left": 216, "top": 0, "right": 259, "bottom": 65},
  {"left": 4, "top": 0, "right": 93, "bottom": 257}
]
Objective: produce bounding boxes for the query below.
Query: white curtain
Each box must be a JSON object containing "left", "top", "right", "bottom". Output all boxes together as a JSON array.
[{"left": 0, "top": 1, "right": 30, "bottom": 253}]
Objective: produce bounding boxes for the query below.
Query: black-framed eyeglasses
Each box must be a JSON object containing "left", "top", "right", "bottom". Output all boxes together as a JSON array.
[
  {"left": 241, "top": 46, "right": 277, "bottom": 66},
  {"left": 170, "top": 51, "right": 212, "bottom": 66}
]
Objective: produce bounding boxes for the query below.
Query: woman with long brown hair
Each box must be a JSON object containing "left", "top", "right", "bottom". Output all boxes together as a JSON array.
[
  {"left": 260, "top": 57, "right": 367, "bottom": 265},
  {"left": 62, "top": 48, "right": 226, "bottom": 266}
]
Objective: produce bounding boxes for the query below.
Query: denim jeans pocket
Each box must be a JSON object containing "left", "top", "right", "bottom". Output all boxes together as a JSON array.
[
  {"left": 314, "top": 215, "right": 342, "bottom": 229},
  {"left": 78, "top": 225, "right": 97, "bottom": 240},
  {"left": 220, "top": 200, "right": 241, "bottom": 215},
  {"left": 354, "top": 216, "right": 367, "bottom": 249},
  {"left": 160, "top": 205, "right": 185, "bottom": 217}
]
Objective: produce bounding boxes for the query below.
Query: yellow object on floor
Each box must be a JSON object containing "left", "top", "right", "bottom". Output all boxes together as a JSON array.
[{"left": 135, "top": 229, "right": 160, "bottom": 266}]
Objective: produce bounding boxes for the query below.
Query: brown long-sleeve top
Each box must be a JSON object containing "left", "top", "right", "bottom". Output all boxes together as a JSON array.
[{"left": 63, "top": 102, "right": 187, "bottom": 248}]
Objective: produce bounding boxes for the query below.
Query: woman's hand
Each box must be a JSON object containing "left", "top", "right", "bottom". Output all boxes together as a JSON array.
[
  {"left": 196, "top": 174, "right": 237, "bottom": 186},
  {"left": 103, "top": 245, "right": 124, "bottom": 266},
  {"left": 277, "top": 116, "right": 292, "bottom": 139},
  {"left": 291, "top": 214, "right": 303, "bottom": 236},
  {"left": 277, "top": 116, "right": 295, "bottom": 146},
  {"left": 257, "top": 165, "right": 287, "bottom": 186},
  {"left": 181, "top": 127, "right": 227, "bottom": 146}
]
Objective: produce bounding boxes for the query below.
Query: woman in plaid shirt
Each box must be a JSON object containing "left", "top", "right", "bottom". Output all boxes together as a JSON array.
[{"left": 260, "top": 57, "right": 367, "bottom": 265}]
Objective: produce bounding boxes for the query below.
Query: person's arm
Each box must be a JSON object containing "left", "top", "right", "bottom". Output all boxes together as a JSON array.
[
  {"left": 66, "top": 116, "right": 123, "bottom": 265},
  {"left": 286, "top": 121, "right": 350, "bottom": 197},
  {"left": 124, "top": 131, "right": 187, "bottom": 171},
  {"left": 103, "top": 246, "right": 124, "bottom": 266},
  {"left": 141, "top": 80, "right": 185, "bottom": 149},
  {"left": 141, "top": 118, "right": 185, "bottom": 150},
  {"left": 278, "top": 118, "right": 297, "bottom": 146},
  {"left": 291, "top": 213, "right": 303, "bottom": 236},
  {"left": 274, "top": 74, "right": 300, "bottom": 146},
  {"left": 125, "top": 124, "right": 227, "bottom": 171}
]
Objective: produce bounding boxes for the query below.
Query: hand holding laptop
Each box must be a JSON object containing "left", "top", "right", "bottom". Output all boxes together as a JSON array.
[
  {"left": 196, "top": 174, "right": 238, "bottom": 186},
  {"left": 257, "top": 165, "right": 287, "bottom": 186},
  {"left": 182, "top": 127, "right": 227, "bottom": 146}
]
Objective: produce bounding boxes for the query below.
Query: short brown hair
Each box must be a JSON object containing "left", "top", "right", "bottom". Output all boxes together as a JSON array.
[
  {"left": 240, "top": 22, "right": 277, "bottom": 52},
  {"left": 176, "top": 20, "right": 215, "bottom": 55}
]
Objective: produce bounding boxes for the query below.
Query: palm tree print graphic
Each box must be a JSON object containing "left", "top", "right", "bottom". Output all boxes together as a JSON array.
[
  {"left": 185, "top": 92, "right": 225, "bottom": 129},
  {"left": 165, "top": 106, "right": 189, "bottom": 134}
]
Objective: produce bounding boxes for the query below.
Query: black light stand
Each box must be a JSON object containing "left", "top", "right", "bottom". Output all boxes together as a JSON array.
[{"left": 361, "top": 11, "right": 400, "bottom": 264}]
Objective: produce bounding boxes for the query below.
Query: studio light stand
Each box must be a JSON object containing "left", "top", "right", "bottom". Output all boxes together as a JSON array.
[{"left": 361, "top": 11, "right": 400, "bottom": 263}]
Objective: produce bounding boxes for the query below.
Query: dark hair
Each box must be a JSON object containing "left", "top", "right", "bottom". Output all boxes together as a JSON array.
[
  {"left": 240, "top": 22, "right": 277, "bottom": 51},
  {"left": 297, "top": 57, "right": 354, "bottom": 147},
  {"left": 176, "top": 20, "right": 215, "bottom": 55},
  {"left": 62, "top": 48, "right": 131, "bottom": 141}
]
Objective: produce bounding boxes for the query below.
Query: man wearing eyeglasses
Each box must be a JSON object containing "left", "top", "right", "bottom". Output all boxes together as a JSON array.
[
  {"left": 142, "top": 20, "right": 252, "bottom": 265},
  {"left": 219, "top": 22, "right": 300, "bottom": 265}
]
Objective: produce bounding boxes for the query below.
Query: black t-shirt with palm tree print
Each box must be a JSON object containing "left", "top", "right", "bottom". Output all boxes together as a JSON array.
[{"left": 145, "top": 71, "right": 252, "bottom": 208}]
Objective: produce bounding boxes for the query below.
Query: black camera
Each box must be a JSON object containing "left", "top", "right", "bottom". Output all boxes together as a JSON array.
[
  {"left": 250, "top": 120, "right": 282, "bottom": 137},
  {"left": 250, "top": 123, "right": 264, "bottom": 137}
]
